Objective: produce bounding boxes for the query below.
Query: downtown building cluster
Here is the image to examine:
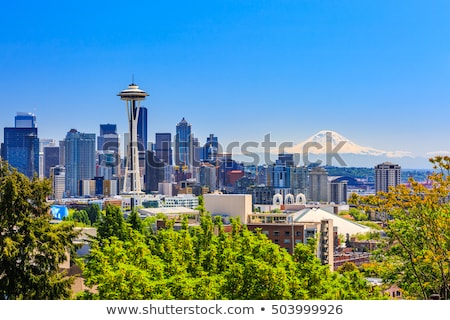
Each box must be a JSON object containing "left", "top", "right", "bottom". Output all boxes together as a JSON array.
[{"left": 0, "top": 111, "right": 402, "bottom": 204}]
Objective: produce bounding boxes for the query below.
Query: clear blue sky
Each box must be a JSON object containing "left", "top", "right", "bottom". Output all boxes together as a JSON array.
[{"left": 1, "top": 0, "right": 449, "bottom": 161}]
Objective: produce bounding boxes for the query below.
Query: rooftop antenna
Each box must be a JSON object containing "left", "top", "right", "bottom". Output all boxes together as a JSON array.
[{"left": 131, "top": 74, "right": 135, "bottom": 85}]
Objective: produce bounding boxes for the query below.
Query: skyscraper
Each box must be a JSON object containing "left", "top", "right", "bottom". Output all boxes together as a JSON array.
[
  {"left": 39, "top": 138, "right": 56, "bottom": 178},
  {"left": 64, "top": 129, "right": 96, "bottom": 197},
  {"left": 199, "top": 163, "right": 217, "bottom": 192},
  {"left": 273, "top": 160, "right": 291, "bottom": 189},
  {"left": 145, "top": 150, "right": 165, "bottom": 193},
  {"left": 290, "top": 165, "right": 309, "bottom": 198},
  {"left": 175, "top": 117, "right": 192, "bottom": 167},
  {"left": 203, "top": 134, "right": 219, "bottom": 163},
  {"left": 98, "top": 124, "right": 119, "bottom": 151},
  {"left": 154, "top": 132, "right": 173, "bottom": 165},
  {"left": 375, "top": 161, "right": 401, "bottom": 193},
  {"left": 2, "top": 112, "right": 39, "bottom": 179},
  {"left": 137, "top": 106, "right": 148, "bottom": 152},
  {"left": 97, "top": 123, "right": 120, "bottom": 178},
  {"left": 43, "top": 146, "right": 60, "bottom": 178}
]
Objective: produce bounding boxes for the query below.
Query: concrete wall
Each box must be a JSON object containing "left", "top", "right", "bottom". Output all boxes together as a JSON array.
[{"left": 203, "top": 194, "right": 252, "bottom": 224}]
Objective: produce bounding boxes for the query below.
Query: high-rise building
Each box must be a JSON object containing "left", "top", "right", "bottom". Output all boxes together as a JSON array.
[
  {"left": 309, "top": 166, "right": 329, "bottom": 202},
  {"left": 137, "top": 107, "right": 148, "bottom": 171},
  {"left": 98, "top": 124, "right": 119, "bottom": 151},
  {"left": 145, "top": 150, "right": 165, "bottom": 193},
  {"left": 154, "top": 133, "right": 172, "bottom": 165},
  {"left": 59, "top": 140, "right": 65, "bottom": 166},
  {"left": 203, "top": 134, "right": 219, "bottom": 163},
  {"left": 375, "top": 161, "right": 401, "bottom": 193},
  {"left": 199, "top": 163, "right": 217, "bottom": 192},
  {"left": 64, "top": 129, "right": 96, "bottom": 197},
  {"left": 137, "top": 107, "right": 148, "bottom": 152},
  {"left": 50, "top": 165, "right": 65, "bottom": 200},
  {"left": 192, "top": 137, "right": 201, "bottom": 170},
  {"left": 273, "top": 159, "right": 291, "bottom": 189},
  {"left": 40, "top": 138, "right": 56, "bottom": 178},
  {"left": 43, "top": 146, "right": 60, "bottom": 178},
  {"left": 290, "top": 166, "right": 309, "bottom": 198},
  {"left": 2, "top": 112, "right": 39, "bottom": 179},
  {"left": 329, "top": 178, "right": 348, "bottom": 204},
  {"left": 97, "top": 124, "right": 120, "bottom": 178},
  {"left": 175, "top": 117, "right": 192, "bottom": 167}
]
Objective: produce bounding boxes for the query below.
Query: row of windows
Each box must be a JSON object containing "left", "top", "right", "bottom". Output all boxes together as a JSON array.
[
  {"left": 273, "top": 239, "right": 304, "bottom": 245},
  {"left": 262, "top": 230, "right": 303, "bottom": 237}
]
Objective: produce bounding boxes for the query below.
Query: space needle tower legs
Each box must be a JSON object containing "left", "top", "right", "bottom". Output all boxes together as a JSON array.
[{"left": 117, "top": 82, "right": 149, "bottom": 211}]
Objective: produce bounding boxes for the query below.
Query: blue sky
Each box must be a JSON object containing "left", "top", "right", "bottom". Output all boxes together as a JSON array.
[{"left": 1, "top": 0, "right": 449, "bottom": 164}]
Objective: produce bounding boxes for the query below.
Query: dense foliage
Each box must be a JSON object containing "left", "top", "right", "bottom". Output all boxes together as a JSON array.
[
  {"left": 0, "top": 161, "right": 80, "bottom": 299},
  {"left": 77, "top": 208, "right": 385, "bottom": 300}
]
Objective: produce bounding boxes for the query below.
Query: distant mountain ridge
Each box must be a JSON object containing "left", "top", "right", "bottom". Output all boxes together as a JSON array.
[{"left": 240, "top": 130, "right": 432, "bottom": 169}]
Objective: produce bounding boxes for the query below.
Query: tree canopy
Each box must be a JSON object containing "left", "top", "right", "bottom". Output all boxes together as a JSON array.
[
  {"left": 0, "top": 161, "right": 80, "bottom": 299},
  {"left": 77, "top": 210, "right": 385, "bottom": 300}
]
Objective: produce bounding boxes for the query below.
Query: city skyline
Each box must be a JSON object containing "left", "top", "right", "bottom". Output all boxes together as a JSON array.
[{"left": 1, "top": 1, "right": 450, "bottom": 165}]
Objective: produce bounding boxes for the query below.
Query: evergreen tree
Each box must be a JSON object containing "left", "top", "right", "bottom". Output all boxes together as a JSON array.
[
  {"left": 0, "top": 161, "right": 80, "bottom": 299},
  {"left": 86, "top": 203, "right": 101, "bottom": 225},
  {"left": 126, "top": 208, "right": 144, "bottom": 233},
  {"left": 95, "top": 204, "right": 129, "bottom": 241}
]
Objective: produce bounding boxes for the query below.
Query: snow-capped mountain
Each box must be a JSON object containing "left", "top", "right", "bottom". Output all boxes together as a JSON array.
[
  {"left": 284, "top": 130, "right": 413, "bottom": 158},
  {"left": 232, "top": 130, "right": 432, "bottom": 168}
]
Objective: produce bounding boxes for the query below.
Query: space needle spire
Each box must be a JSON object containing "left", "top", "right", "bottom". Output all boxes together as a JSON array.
[{"left": 117, "top": 82, "right": 149, "bottom": 208}]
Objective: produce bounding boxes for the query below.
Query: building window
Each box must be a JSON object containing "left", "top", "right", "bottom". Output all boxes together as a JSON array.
[
  {"left": 274, "top": 231, "right": 279, "bottom": 237},
  {"left": 285, "top": 231, "right": 290, "bottom": 236},
  {"left": 295, "top": 231, "right": 302, "bottom": 237},
  {"left": 262, "top": 230, "right": 269, "bottom": 236},
  {"left": 274, "top": 239, "right": 279, "bottom": 244},
  {"left": 284, "top": 239, "right": 291, "bottom": 244}
]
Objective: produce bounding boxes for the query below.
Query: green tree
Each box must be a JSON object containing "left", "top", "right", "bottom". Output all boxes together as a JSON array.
[
  {"left": 351, "top": 156, "right": 450, "bottom": 300},
  {"left": 65, "top": 209, "right": 90, "bottom": 226},
  {"left": 78, "top": 230, "right": 166, "bottom": 300},
  {"left": 195, "top": 195, "right": 205, "bottom": 214},
  {"left": 86, "top": 203, "right": 101, "bottom": 225},
  {"left": 126, "top": 208, "right": 144, "bottom": 233},
  {"left": 348, "top": 208, "right": 368, "bottom": 221},
  {"left": 95, "top": 204, "right": 129, "bottom": 241},
  {"left": 0, "top": 161, "right": 80, "bottom": 299},
  {"left": 79, "top": 212, "right": 385, "bottom": 300}
]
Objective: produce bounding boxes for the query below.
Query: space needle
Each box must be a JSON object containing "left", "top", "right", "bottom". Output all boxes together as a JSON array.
[{"left": 117, "top": 82, "right": 148, "bottom": 210}]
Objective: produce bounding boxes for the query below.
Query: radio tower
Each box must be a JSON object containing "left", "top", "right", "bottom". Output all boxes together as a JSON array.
[{"left": 117, "top": 82, "right": 149, "bottom": 209}]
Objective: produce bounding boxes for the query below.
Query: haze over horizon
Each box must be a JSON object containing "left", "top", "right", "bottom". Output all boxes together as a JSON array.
[{"left": 1, "top": 1, "right": 449, "bottom": 167}]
